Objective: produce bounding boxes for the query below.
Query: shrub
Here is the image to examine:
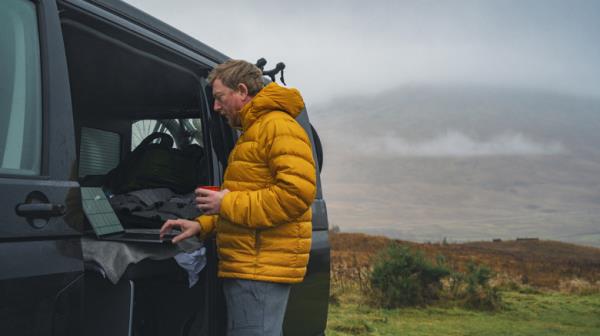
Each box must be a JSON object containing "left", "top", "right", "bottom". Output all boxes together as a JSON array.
[
  {"left": 369, "top": 244, "right": 450, "bottom": 308},
  {"left": 462, "top": 262, "right": 502, "bottom": 310},
  {"left": 445, "top": 269, "right": 466, "bottom": 299},
  {"left": 439, "top": 261, "right": 503, "bottom": 310}
]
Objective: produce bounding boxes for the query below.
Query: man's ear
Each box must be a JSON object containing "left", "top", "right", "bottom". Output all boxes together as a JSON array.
[{"left": 236, "top": 83, "right": 249, "bottom": 98}]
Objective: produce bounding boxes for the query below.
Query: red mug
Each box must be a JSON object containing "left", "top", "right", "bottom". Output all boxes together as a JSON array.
[{"left": 198, "top": 186, "right": 220, "bottom": 192}]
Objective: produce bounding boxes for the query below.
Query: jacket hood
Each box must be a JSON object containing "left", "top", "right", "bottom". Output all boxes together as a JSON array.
[{"left": 239, "top": 82, "right": 305, "bottom": 131}]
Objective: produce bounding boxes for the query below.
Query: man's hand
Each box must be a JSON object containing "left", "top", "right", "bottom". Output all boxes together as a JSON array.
[
  {"left": 195, "top": 188, "right": 230, "bottom": 215},
  {"left": 160, "top": 219, "right": 201, "bottom": 244}
]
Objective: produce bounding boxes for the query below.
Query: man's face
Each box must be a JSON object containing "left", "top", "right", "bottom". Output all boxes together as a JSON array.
[{"left": 212, "top": 79, "right": 244, "bottom": 128}]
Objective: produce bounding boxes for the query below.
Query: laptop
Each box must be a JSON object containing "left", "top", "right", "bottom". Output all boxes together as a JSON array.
[{"left": 81, "top": 187, "right": 178, "bottom": 244}]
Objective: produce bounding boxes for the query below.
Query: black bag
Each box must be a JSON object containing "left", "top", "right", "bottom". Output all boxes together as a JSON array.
[{"left": 106, "top": 132, "right": 207, "bottom": 194}]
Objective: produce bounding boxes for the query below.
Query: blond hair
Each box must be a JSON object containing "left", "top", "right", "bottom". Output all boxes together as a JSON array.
[{"left": 208, "top": 59, "right": 264, "bottom": 96}]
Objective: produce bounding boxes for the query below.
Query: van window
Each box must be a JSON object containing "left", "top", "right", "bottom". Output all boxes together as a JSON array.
[
  {"left": 79, "top": 127, "right": 121, "bottom": 177},
  {"left": 132, "top": 118, "right": 204, "bottom": 150},
  {"left": 0, "top": 0, "right": 42, "bottom": 176}
]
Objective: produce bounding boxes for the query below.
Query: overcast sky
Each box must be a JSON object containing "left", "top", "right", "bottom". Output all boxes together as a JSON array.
[{"left": 123, "top": 0, "right": 600, "bottom": 105}]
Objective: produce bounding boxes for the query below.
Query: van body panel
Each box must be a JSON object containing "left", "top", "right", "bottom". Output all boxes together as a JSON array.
[
  {"left": 61, "top": 0, "right": 228, "bottom": 67},
  {"left": 284, "top": 230, "right": 331, "bottom": 335},
  {"left": 0, "top": 0, "right": 83, "bottom": 335}
]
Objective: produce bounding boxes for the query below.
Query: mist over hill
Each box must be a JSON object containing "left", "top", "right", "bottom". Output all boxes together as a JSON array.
[{"left": 309, "top": 85, "right": 600, "bottom": 247}]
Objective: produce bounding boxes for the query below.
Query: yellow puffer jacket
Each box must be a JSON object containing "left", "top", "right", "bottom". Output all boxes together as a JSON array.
[{"left": 197, "top": 82, "right": 317, "bottom": 284}]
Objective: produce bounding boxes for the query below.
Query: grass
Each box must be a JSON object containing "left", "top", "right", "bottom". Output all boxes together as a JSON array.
[
  {"left": 326, "top": 232, "right": 600, "bottom": 335},
  {"left": 326, "top": 290, "right": 600, "bottom": 336}
]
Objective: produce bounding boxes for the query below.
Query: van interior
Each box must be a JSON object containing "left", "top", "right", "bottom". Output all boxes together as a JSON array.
[
  {"left": 60, "top": 11, "right": 211, "bottom": 180},
  {"left": 58, "top": 4, "right": 223, "bottom": 335}
]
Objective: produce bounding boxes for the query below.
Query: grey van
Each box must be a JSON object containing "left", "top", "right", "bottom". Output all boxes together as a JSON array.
[{"left": 0, "top": 0, "right": 330, "bottom": 335}]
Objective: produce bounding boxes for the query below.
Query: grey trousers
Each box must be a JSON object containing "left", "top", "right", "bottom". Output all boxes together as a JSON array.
[{"left": 223, "top": 278, "right": 292, "bottom": 336}]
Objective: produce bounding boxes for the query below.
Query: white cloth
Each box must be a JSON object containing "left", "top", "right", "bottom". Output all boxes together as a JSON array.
[{"left": 174, "top": 247, "right": 207, "bottom": 287}]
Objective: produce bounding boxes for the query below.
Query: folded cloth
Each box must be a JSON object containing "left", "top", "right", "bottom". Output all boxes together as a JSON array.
[
  {"left": 127, "top": 188, "right": 174, "bottom": 207},
  {"left": 109, "top": 188, "right": 201, "bottom": 229},
  {"left": 82, "top": 236, "right": 204, "bottom": 284}
]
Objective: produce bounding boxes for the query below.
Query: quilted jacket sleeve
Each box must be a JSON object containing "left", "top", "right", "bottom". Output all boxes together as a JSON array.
[
  {"left": 219, "top": 117, "right": 317, "bottom": 229},
  {"left": 195, "top": 214, "right": 217, "bottom": 239}
]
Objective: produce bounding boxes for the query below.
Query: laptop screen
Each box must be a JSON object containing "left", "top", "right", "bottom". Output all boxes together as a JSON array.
[{"left": 81, "top": 187, "right": 124, "bottom": 236}]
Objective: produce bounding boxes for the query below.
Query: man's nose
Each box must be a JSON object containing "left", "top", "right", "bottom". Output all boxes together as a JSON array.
[{"left": 213, "top": 100, "right": 222, "bottom": 112}]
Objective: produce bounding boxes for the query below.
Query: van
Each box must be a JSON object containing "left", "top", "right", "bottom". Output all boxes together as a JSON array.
[{"left": 0, "top": 0, "right": 330, "bottom": 335}]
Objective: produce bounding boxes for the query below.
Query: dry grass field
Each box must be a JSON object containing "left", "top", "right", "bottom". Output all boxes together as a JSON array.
[
  {"left": 328, "top": 232, "right": 600, "bottom": 335},
  {"left": 330, "top": 231, "right": 600, "bottom": 290}
]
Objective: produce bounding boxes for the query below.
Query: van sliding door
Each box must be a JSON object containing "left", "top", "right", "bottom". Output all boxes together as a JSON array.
[{"left": 0, "top": 0, "right": 83, "bottom": 335}]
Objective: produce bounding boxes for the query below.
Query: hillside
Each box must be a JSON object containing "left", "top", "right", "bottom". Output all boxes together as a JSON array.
[
  {"left": 310, "top": 85, "right": 600, "bottom": 246},
  {"left": 331, "top": 232, "right": 600, "bottom": 289}
]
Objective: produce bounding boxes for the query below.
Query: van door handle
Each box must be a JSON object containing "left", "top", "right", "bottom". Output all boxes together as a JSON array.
[{"left": 16, "top": 203, "right": 66, "bottom": 218}]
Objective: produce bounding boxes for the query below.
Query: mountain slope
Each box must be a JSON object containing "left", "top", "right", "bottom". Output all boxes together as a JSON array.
[{"left": 310, "top": 85, "right": 600, "bottom": 246}]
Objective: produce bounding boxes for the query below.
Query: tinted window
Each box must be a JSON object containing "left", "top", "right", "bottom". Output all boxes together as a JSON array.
[
  {"left": 0, "top": 0, "right": 42, "bottom": 176},
  {"left": 79, "top": 127, "right": 121, "bottom": 177},
  {"left": 131, "top": 118, "right": 204, "bottom": 150}
]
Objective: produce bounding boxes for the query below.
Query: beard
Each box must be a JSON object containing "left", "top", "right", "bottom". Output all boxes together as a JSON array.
[{"left": 226, "top": 113, "right": 241, "bottom": 128}]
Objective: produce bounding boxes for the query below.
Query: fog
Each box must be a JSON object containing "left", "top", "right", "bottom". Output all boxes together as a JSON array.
[
  {"left": 123, "top": 0, "right": 600, "bottom": 104},
  {"left": 356, "top": 131, "right": 566, "bottom": 157}
]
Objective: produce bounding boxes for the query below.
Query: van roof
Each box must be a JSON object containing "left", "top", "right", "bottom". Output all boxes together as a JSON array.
[{"left": 75, "top": 0, "right": 230, "bottom": 65}]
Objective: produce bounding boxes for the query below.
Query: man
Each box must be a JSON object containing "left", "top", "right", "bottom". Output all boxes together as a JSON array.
[{"left": 160, "top": 59, "right": 316, "bottom": 336}]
